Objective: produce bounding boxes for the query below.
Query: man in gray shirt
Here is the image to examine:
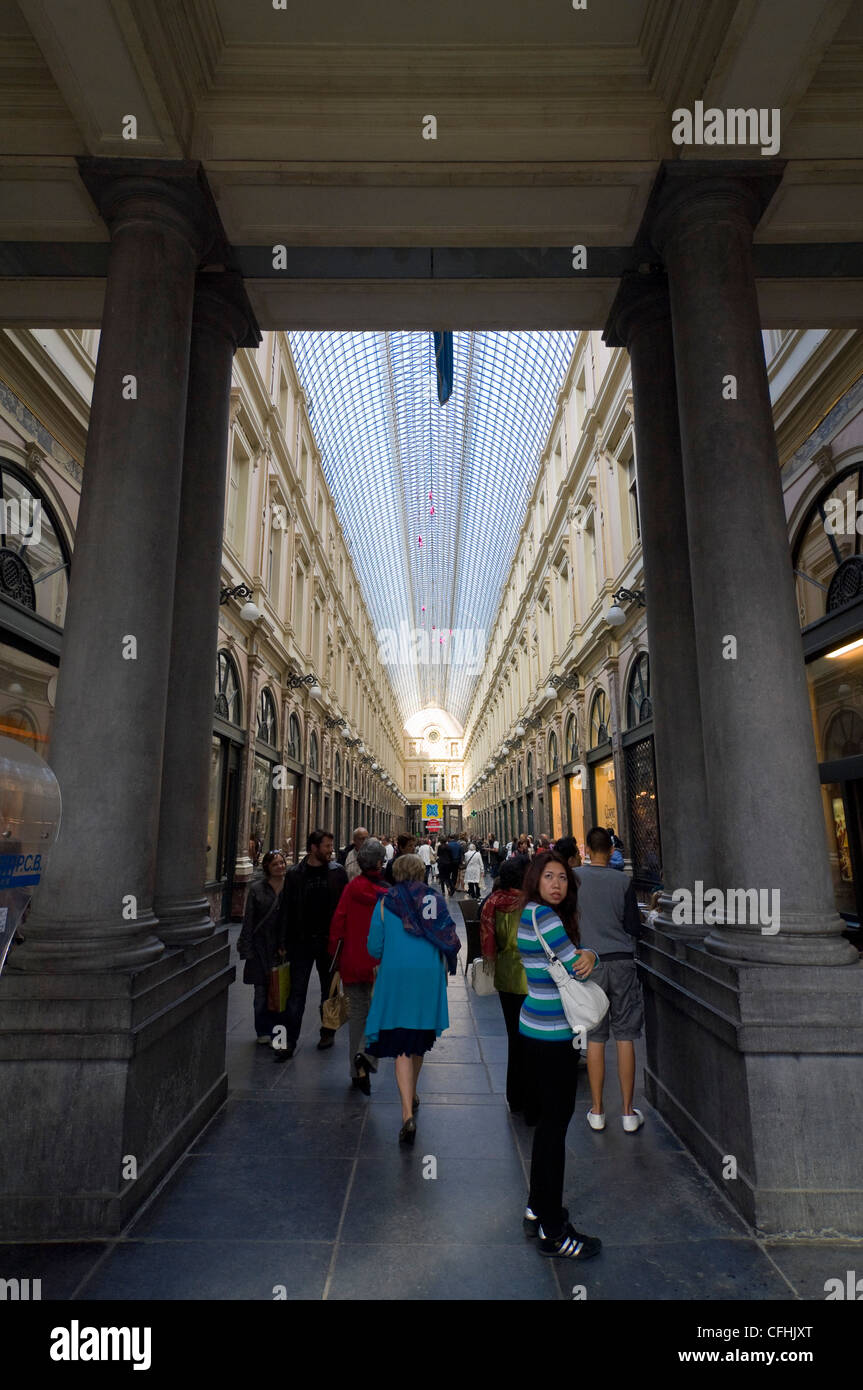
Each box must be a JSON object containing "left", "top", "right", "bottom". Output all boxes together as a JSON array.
[{"left": 576, "top": 826, "right": 645, "bottom": 1133}]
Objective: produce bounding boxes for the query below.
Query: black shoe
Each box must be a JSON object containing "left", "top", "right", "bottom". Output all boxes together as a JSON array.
[
  {"left": 317, "top": 1031, "right": 335, "bottom": 1051},
  {"left": 412, "top": 1094, "right": 420, "bottom": 1113},
  {"left": 274, "top": 1042, "right": 295, "bottom": 1063},
  {"left": 523, "top": 1205, "right": 568, "bottom": 1238},
  {"left": 398, "top": 1117, "right": 417, "bottom": 1145},
  {"left": 538, "top": 1221, "right": 601, "bottom": 1260},
  {"left": 353, "top": 1054, "right": 371, "bottom": 1095}
]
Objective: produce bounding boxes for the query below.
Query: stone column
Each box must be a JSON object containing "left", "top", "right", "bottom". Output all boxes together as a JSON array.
[
  {"left": 155, "top": 272, "right": 257, "bottom": 945},
  {"left": 608, "top": 271, "right": 715, "bottom": 932},
  {"left": 235, "top": 653, "right": 265, "bottom": 888},
  {"left": 16, "top": 172, "right": 210, "bottom": 971},
  {"left": 652, "top": 169, "right": 856, "bottom": 965}
]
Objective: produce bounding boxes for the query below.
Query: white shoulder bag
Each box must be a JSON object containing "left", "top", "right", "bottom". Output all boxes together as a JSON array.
[
  {"left": 530, "top": 906, "right": 609, "bottom": 1048},
  {"left": 468, "top": 956, "right": 496, "bottom": 996}
]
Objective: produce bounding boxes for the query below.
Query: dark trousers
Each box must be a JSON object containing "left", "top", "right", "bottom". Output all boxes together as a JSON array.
[
  {"left": 498, "top": 991, "right": 535, "bottom": 1117},
  {"left": 286, "top": 942, "right": 334, "bottom": 1045},
  {"left": 466, "top": 882, "right": 480, "bottom": 899},
  {"left": 523, "top": 1036, "right": 580, "bottom": 1237},
  {"left": 253, "top": 982, "right": 287, "bottom": 1040}
]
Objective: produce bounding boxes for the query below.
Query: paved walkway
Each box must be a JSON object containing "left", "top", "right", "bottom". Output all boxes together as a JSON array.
[{"left": 5, "top": 890, "right": 858, "bottom": 1300}]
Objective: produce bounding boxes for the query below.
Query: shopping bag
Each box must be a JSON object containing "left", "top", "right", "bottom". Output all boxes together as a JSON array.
[
  {"left": 267, "top": 962, "right": 291, "bottom": 1013},
  {"left": 468, "top": 956, "right": 496, "bottom": 996},
  {"left": 321, "top": 971, "right": 350, "bottom": 1031}
]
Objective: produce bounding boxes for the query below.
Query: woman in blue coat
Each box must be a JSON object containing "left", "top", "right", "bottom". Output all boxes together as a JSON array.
[{"left": 365, "top": 853, "right": 460, "bottom": 1144}]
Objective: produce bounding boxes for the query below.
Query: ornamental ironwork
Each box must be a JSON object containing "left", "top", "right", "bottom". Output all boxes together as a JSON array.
[
  {"left": 827, "top": 556, "right": 863, "bottom": 612},
  {"left": 0, "top": 548, "right": 36, "bottom": 610}
]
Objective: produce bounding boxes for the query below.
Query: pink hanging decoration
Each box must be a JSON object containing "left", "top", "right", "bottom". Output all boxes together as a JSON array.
[
  {"left": 421, "top": 605, "right": 425, "bottom": 612},
  {"left": 418, "top": 536, "right": 422, "bottom": 546},
  {"left": 429, "top": 491, "right": 433, "bottom": 500},
  {"left": 439, "top": 637, "right": 444, "bottom": 645},
  {"left": 430, "top": 506, "right": 435, "bottom": 516}
]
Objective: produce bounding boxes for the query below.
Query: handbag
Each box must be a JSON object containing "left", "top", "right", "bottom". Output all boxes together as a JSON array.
[
  {"left": 321, "top": 940, "right": 350, "bottom": 1031},
  {"left": 468, "top": 955, "right": 496, "bottom": 997},
  {"left": 321, "top": 971, "right": 350, "bottom": 1030},
  {"left": 530, "top": 906, "right": 609, "bottom": 1048},
  {"left": 267, "top": 961, "right": 291, "bottom": 1012}
]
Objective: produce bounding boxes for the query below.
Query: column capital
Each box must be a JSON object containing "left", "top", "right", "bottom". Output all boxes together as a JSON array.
[
  {"left": 604, "top": 269, "right": 671, "bottom": 350},
  {"left": 645, "top": 160, "right": 785, "bottom": 258},
  {"left": 193, "top": 270, "right": 260, "bottom": 352},
  {"left": 78, "top": 159, "right": 216, "bottom": 262}
]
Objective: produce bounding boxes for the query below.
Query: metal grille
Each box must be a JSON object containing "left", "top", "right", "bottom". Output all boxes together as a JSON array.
[{"left": 624, "top": 737, "right": 662, "bottom": 890}]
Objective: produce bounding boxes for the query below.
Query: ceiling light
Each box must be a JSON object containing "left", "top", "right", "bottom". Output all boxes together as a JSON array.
[{"left": 825, "top": 637, "right": 863, "bottom": 659}]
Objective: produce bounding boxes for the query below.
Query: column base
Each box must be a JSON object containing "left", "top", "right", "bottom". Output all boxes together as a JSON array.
[
  {"left": 155, "top": 894, "right": 217, "bottom": 947},
  {"left": 8, "top": 914, "right": 165, "bottom": 972},
  {"left": 639, "top": 924, "right": 863, "bottom": 1235},
  {"left": 0, "top": 931, "right": 233, "bottom": 1239},
  {"left": 652, "top": 889, "right": 709, "bottom": 940},
  {"left": 705, "top": 908, "right": 858, "bottom": 965}
]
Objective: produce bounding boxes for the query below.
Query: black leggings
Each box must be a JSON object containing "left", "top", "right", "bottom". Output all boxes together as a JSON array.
[{"left": 523, "top": 1036, "right": 580, "bottom": 1237}]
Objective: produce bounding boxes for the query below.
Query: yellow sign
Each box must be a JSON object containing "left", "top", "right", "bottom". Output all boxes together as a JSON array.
[{"left": 422, "top": 800, "right": 441, "bottom": 820}]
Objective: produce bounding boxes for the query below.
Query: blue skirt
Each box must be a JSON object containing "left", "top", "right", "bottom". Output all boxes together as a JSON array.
[{"left": 367, "top": 1027, "right": 437, "bottom": 1058}]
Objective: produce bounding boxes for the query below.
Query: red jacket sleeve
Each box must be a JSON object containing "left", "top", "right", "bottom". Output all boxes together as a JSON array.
[
  {"left": 480, "top": 896, "right": 498, "bottom": 958},
  {"left": 328, "top": 892, "right": 349, "bottom": 959}
]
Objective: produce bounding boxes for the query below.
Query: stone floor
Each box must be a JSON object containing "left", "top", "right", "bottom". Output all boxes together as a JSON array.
[{"left": 3, "top": 890, "right": 859, "bottom": 1300}]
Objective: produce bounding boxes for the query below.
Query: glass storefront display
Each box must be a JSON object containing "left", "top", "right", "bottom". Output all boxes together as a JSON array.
[
  {"left": 567, "top": 772, "right": 585, "bottom": 859},
  {"left": 282, "top": 771, "right": 299, "bottom": 861},
  {"left": 550, "top": 781, "right": 562, "bottom": 839},
  {"left": 250, "top": 755, "right": 275, "bottom": 861},
  {"left": 592, "top": 756, "right": 619, "bottom": 836},
  {"left": 807, "top": 639, "right": 863, "bottom": 927},
  {"left": 0, "top": 642, "right": 55, "bottom": 756},
  {"left": 205, "top": 737, "right": 223, "bottom": 883}
]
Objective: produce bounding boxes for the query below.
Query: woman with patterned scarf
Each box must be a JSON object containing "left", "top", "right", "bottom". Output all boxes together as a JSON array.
[
  {"left": 365, "top": 854, "right": 461, "bottom": 1144},
  {"left": 480, "top": 855, "right": 537, "bottom": 1122}
]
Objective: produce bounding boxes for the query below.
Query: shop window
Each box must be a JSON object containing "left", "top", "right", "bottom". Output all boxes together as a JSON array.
[
  {"left": 287, "top": 712, "right": 302, "bottom": 761},
  {"left": 308, "top": 731, "right": 319, "bottom": 772},
  {"left": 527, "top": 752, "right": 533, "bottom": 784},
  {"left": 0, "top": 459, "right": 70, "bottom": 625},
  {"left": 565, "top": 713, "right": 578, "bottom": 762},
  {"left": 590, "top": 689, "right": 611, "bottom": 747},
  {"left": 215, "top": 651, "right": 242, "bottom": 725},
  {"left": 257, "top": 687, "right": 278, "bottom": 746},
  {"left": 793, "top": 461, "right": 863, "bottom": 628},
  {"left": 626, "top": 653, "right": 652, "bottom": 728},
  {"left": 334, "top": 752, "right": 341, "bottom": 784},
  {"left": 548, "top": 730, "right": 559, "bottom": 771}
]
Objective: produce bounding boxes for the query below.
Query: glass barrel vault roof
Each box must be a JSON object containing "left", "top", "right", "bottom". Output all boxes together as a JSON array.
[{"left": 289, "top": 330, "right": 577, "bottom": 729}]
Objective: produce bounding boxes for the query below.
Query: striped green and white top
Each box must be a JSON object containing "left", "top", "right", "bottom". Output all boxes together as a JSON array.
[{"left": 517, "top": 901, "right": 593, "bottom": 1041}]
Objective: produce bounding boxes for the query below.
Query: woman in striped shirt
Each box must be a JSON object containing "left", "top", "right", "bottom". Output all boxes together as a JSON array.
[{"left": 518, "top": 850, "right": 602, "bottom": 1260}]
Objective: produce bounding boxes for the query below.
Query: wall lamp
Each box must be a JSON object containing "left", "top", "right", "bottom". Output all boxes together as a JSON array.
[
  {"left": 220, "top": 583, "right": 261, "bottom": 622},
  {"left": 325, "top": 716, "right": 347, "bottom": 730},
  {"left": 288, "top": 672, "right": 322, "bottom": 698},
  {"left": 606, "top": 588, "right": 646, "bottom": 627}
]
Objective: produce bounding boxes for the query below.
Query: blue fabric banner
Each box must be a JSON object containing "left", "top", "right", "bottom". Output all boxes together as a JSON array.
[{"left": 433, "top": 331, "right": 453, "bottom": 405}]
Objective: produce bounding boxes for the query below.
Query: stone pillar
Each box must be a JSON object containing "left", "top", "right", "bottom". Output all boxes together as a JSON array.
[
  {"left": 607, "top": 271, "right": 715, "bottom": 933},
  {"left": 652, "top": 169, "right": 856, "bottom": 966},
  {"left": 155, "top": 272, "right": 257, "bottom": 945},
  {"left": 15, "top": 172, "right": 210, "bottom": 971}
]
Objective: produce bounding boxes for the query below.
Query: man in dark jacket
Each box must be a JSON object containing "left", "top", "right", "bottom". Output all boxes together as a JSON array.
[
  {"left": 277, "top": 828, "right": 348, "bottom": 1059},
  {"left": 383, "top": 831, "right": 416, "bottom": 884}
]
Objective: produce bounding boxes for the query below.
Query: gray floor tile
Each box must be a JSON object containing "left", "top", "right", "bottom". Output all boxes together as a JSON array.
[
  {"left": 327, "top": 1241, "right": 562, "bottom": 1301},
  {"left": 763, "top": 1242, "right": 863, "bottom": 1300},
  {"left": 360, "top": 1103, "right": 518, "bottom": 1157},
  {"left": 413, "top": 1064, "right": 491, "bottom": 1093},
  {"left": 340, "top": 1157, "right": 528, "bottom": 1245},
  {"left": 78, "top": 1240, "right": 332, "bottom": 1301},
  {"left": 566, "top": 1238, "right": 791, "bottom": 1301},
  {"left": 0, "top": 1242, "right": 109, "bottom": 1300},
  {"left": 190, "top": 1098, "right": 366, "bottom": 1157}
]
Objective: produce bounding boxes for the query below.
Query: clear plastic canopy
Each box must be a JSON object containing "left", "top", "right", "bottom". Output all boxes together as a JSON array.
[{"left": 289, "top": 330, "right": 577, "bottom": 727}]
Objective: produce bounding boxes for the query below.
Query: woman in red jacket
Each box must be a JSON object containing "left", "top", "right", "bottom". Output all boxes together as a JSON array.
[{"left": 328, "top": 836, "right": 389, "bottom": 1094}]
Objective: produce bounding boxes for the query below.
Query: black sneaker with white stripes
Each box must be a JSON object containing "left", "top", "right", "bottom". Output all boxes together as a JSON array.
[
  {"left": 538, "top": 1221, "right": 601, "bottom": 1260},
  {"left": 523, "top": 1205, "right": 568, "bottom": 1238}
]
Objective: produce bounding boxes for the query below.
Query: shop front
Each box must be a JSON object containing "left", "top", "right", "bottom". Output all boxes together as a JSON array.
[
  {"left": 587, "top": 688, "right": 620, "bottom": 840},
  {"left": 209, "top": 650, "right": 245, "bottom": 920}
]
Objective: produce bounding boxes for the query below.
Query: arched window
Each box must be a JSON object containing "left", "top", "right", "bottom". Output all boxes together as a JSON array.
[
  {"left": 565, "top": 713, "right": 578, "bottom": 762},
  {"left": 257, "top": 688, "right": 278, "bottom": 746},
  {"left": 509, "top": 766, "right": 514, "bottom": 794},
  {"left": 287, "top": 712, "right": 302, "bottom": 761},
  {"left": 0, "top": 459, "right": 71, "bottom": 624},
  {"left": 590, "top": 689, "right": 611, "bottom": 747},
  {"left": 793, "top": 460, "right": 863, "bottom": 627},
  {"left": 334, "top": 752, "right": 341, "bottom": 784},
  {"left": 825, "top": 708, "right": 863, "bottom": 760},
  {"left": 215, "top": 652, "right": 242, "bottom": 725},
  {"left": 354, "top": 765, "right": 359, "bottom": 793},
  {"left": 626, "top": 653, "right": 652, "bottom": 728},
  {"left": 526, "top": 752, "right": 533, "bottom": 784},
  {"left": 516, "top": 760, "right": 523, "bottom": 791},
  {"left": 2, "top": 706, "right": 38, "bottom": 752},
  {"left": 308, "top": 731, "right": 319, "bottom": 772},
  {"left": 548, "top": 730, "right": 559, "bottom": 771}
]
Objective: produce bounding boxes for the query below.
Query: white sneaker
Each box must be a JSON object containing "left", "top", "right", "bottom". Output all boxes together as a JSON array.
[
  {"left": 586, "top": 1109, "right": 606, "bottom": 1131},
  {"left": 622, "top": 1109, "right": 644, "bottom": 1133}
]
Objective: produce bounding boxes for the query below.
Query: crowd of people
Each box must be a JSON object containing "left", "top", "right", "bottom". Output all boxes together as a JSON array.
[{"left": 237, "top": 817, "right": 645, "bottom": 1263}]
